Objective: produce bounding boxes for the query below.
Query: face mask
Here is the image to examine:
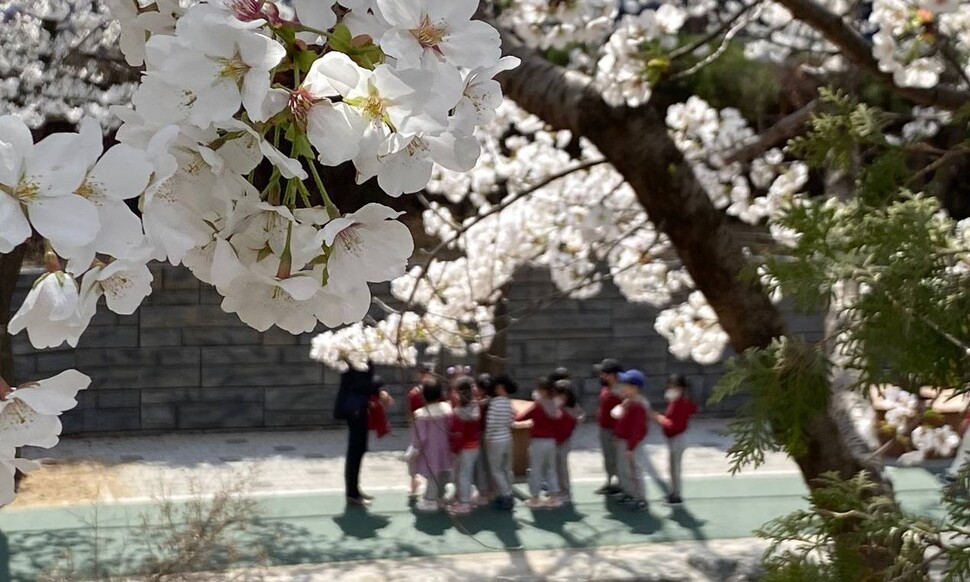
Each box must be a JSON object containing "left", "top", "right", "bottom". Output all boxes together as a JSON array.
[
  {"left": 665, "top": 389, "right": 681, "bottom": 402},
  {"left": 555, "top": 397, "right": 566, "bottom": 408},
  {"left": 532, "top": 390, "right": 541, "bottom": 401}
]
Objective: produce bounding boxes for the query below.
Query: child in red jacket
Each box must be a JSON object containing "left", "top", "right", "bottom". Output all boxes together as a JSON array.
[
  {"left": 517, "top": 378, "right": 564, "bottom": 508},
  {"left": 612, "top": 369, "right": 651, "bottom": 511},
  {"left": 405, "top": 363, "right": 433, "bottom": 497},
  {"left": 450, "top": 377, "right": 481, "bottom": 515},
  {"left": 653, "top": 374, "right": 698, "bottom": 506},
  {"left": 594, "top": 359, "right": 624, "bottom": 495},
  {"left": 553, "top": 379, "right": 584, "bottom": 504}
]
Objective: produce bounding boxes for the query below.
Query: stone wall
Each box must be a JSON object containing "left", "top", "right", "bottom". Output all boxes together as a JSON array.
[{"left": 10, "top": 264, "right": 823, "bottom": 434}]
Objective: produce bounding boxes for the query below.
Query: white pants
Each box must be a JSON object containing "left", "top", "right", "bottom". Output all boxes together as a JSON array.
[
  {"left": 599, "top": 427, "right": 617, "bottom": 482},
  {"left": 528, "top": 437, "right": 559, "bottom": 497},
  {"left": 948, "top": 429, "right": 970, "bottom": 477},
  {"left": 616, "top": 439, "right": 647, "bottom": 501},
  {"left": 556, "top": 441, "right": 571, "bottom": 497},
  {"left": 423, "top": 470, "right": 451, "bottom": 502},
  {"left": 455, "top": 448, "right": 479, "bottom": 503},
  {"left": 487, "top": 439, "right": 513, "bottom": 497},
  {"left": 474, "top": 442, "right": 492, "bottom": 496},
  {"left": 667, "top": 434, "right": 687, "bottom": 496}
]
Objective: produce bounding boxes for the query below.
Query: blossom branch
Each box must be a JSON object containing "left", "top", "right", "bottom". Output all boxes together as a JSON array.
[
  {"left": 772, "top": 0, "right": 970, "bottom": 109},
  {"left": 722, "top": 100, "right": 821, "bottom": 165}
]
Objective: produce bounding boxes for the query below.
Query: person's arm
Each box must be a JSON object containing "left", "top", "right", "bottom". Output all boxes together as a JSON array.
[{"left": 516, "top": 403, "right": 537, "bottom": 422}]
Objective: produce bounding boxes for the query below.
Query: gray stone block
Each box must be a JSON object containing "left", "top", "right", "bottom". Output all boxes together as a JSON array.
[
  {"left": 199, "top": 285, "right": 223, "bottom": 305},
  {"left": 142, "top": 387, "right": 264, "bottom": 404},
  {"left": 265, "top": 386, "right": 331, "bottom": 410},
  {"left": 98, "top": 391, "right": 141, "bottom": 409},
  {"left": 143, "top": 289, "right": 199, "bottom": 306},
  {"left": 265, "top": 410, "right": 328, "bottom": 427},
  {"left": 140, "top": 305, "right": 244, "bottom": 328},
  {"left": 76, "top": 326, "right": 139, "bottom": 349},
  {"left": 261, "top": 329, "right": 300, "bottom": 345},
  {"left": 11, "top": 335, "right": 34, "bottom": 355},
  {"left": 555, "top": 339, "right": 612, "bottom": 363},
  {"left": 75, "top": 390, "right": 98, "bottom": 410},
  {"left": 522, "top": 340, "right": 557, "bottom": 365},
  {"left": 12, "top": 356, "right": 36, "bottom": 376},
  {"left": 90, "top": 310, "right": 118, "bottom": 326},
  {"left": 117, "top": 313, "right": 139, "bottom": 326},
  {"left": 35, "top": 351, "right": 78, "bottom": 372},
  {"left": 182, "top": 327, "right": 262, "bottom": 346},
  {"left": 61, "top": 410, "right": 84, "bottom": 434},
  {"left": 281, "top": 345, "right": 315, "bottom": 364},
  {"left": 202, "top": 364, "right": 322, "bottom": 387},
  {"left": 162, "top": 267, "right": 201, "bottom": 291},
  {"left": 201, "top": 346, "right": 285, "bottom": 365},
  {"left": 84, "top": 408, "right": 140, "bottom": 431},
  {"left": 176, "top": 402, "right": 263, "bottom": 429},
  {"left": 140, "top": 328, "right": 182, "bottom": 347},
  {"left": 88, "top": 365, "right": 200, "bottom": 389},
  {"left": 76, "top": 347, "right": 200, "bottom": 367}
]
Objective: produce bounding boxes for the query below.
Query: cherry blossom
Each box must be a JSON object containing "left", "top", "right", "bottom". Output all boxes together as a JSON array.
[
  {"left": 377, "top": 0, "right": 502, "bottom": 70},
  {"left": 320, "top": 203, "right": 415, "bottom": 291},
  {"left": 8, "top": 271, "right": 83, "bottom": 349},
  {"left": 0, "top": 115, "right": 98, "bottom": 253}
]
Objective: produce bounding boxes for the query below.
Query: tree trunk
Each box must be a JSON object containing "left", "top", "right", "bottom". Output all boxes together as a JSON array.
[
  {"left": 494, "top": 29, "right": 894, "bottom": 494},
  {"left": 1, "top": 244, "right": 27, "bottom": 488},
  {"left": 0, "top": 245, "right": 26, "bottom": 384},
  {"left": 477, "top": 288, "right": 509, "bottom": 376}
]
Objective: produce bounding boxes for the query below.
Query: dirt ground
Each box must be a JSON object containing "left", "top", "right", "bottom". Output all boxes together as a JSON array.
[{"left": 10, "top": 458, "right": 131, "bottom": 507}]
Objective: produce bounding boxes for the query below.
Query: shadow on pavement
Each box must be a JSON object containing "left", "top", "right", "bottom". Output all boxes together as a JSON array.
[
  {"left": 667, "top": 505, "right": 709, "bottom": 541},
  {"left": 458, "top": 508, "right": 524, "bottom": 550},
  {"left": 601, "top": 498, "right": 663, "bottom": 535},
  {"left": 331, "top": 506, "right": 392, "bottom": 539},
  {"left": 410, "top": 507, "right": 455, "bottom": 536}
]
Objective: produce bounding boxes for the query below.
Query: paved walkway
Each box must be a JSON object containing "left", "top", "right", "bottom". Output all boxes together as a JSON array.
[
  {"left": 11, "top": 419, "right": 798, "bottom": 505},
  {"left": 0, "top": 420, "right": 951, "bottom": 581}
]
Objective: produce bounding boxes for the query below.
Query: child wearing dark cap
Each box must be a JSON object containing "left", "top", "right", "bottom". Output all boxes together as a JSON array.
[
  {"left": 594, "top": 358, "right": 624, "bottom": 495},
  {"left": 652, "top": 374, "right": 698, "bottom": 506},
  {"left": 553, "top": 379, "right": 584, "bottom": 504}
]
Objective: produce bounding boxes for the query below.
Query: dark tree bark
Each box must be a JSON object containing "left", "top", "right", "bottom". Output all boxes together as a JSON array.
[
  {"left": 0, "top": 245, "right": 26, "bottom": 385},
  {"left": 1, "top": 244, "right": 27, "bottom": 489},
  {"left": 494, "top": 29, "right": 891, "bottom": 492}
]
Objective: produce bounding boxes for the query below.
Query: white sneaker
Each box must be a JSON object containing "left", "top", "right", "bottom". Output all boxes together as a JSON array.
[{"left": 416, "top": 499, "right": 439, "bottom": 512}]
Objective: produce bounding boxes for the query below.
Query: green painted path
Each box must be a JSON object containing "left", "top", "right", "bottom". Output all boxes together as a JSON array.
[{"left": 0, "top": 468, "right": 947, "bottom": 581}]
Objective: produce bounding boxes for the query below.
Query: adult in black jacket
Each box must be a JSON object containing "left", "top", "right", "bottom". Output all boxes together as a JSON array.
[{"left": 335, "top": 362, "right": 390, "bottom": 506}]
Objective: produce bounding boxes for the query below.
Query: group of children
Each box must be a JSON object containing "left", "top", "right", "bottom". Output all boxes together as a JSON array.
[{"left": 402, "top": 359, "right": 697, "bottom": 514}]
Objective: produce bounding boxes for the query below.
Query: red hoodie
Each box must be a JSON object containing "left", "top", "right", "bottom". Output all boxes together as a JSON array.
[
  {"left": 613, "top": 397, "right": 649, "bottom": 451},
  {"left": 450, "top": 405, "right": 482, "bottom": 453},
  {"left": 406, "top": 385, "right": 426, "bottom": 415},
  {"left": 555, "top": 407, "right": 584, "bottom": 445},
  {"left": 368, "top": 396, "right": 390, "bottom": 438},
  {"left": 658, "top": 397, "right": 698, "bottom": 438},
  {"left": 518, "top": 399, "right": 561, "bottom": 439},
  {"left": 597, "top": 386, "right": 623, "bottom": 430}
]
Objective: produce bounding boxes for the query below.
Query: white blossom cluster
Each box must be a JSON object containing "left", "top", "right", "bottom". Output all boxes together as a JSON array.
[
  {"left": 0, "top": 370, "right": 91, "bottom": 505},
  {"left": 311, "top": 99, "right": 700, "bottom": 369},
  {"left": 594, "top": 5, "right": 687, "bottom": 107},
  {"left": 871, "top": 0, "right": 970, "bottom": 89},
  {"left": 666, "top": 96, "right": 809, "bottom": 231},
  {"left": 0, "top": 1, "right": 144, "bottom": 128},
  {"left": 1, "top": 0, "right": 511, "bottom": 506},
  {"left": 911, "top": 424, "right": 962, "bottom": 456}
]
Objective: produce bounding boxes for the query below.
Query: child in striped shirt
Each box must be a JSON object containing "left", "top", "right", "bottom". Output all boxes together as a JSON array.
[{"left": 485, "top": 374, "right": 518, "bottom": 511}]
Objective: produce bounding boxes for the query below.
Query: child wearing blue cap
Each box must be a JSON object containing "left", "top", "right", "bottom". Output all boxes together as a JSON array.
[{"left": 611, "top": 369, "right": 651, "bottom": 511}]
